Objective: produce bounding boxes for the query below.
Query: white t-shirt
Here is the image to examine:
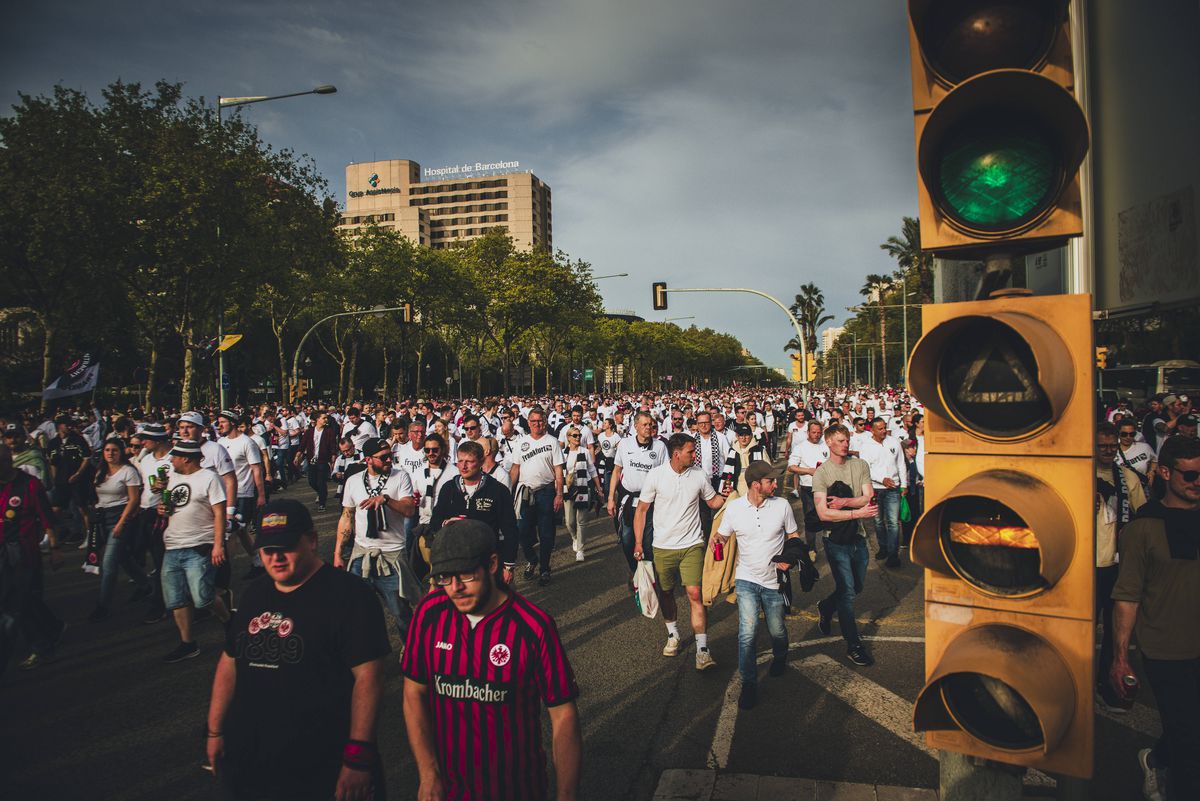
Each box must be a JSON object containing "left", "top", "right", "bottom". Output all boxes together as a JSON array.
[
  {"left": 719, "top": 495, "right": 798, "bottom": 589},
  {"left": 341, "top": 418, "right": 378, "bottom": 451},
  {"left": 342, "top": 467, "right": 415, "bottom": 553},
  {"left": 858, "top": 435, "right": 907, "bottom": 489},
  {"left": 95, "top": 464, "right": 142, "bottom": 509},
  {"left": 510, "top": 434, "right": 565, "bottom": 490},
  {"left": 136, "top": 451, "right": 173, "bottom": 509},
  {"left": 613, "top": 436, "right": 669, "bottom": 493},
  {"left": 217, "top": 433, "right": 263, "bottom": 498},
  {"left": 200, "top": 440, "right": 235, "bottom": 477},
  {"left": 162, "top": 468, "right": 226, "bottom": 549},
  {"left": 393, "top": 441, "right": 425, "bottom": 478},
  {"left": 788, "top": 437, "right": 831, "bottom": 488},
  {"left": 639, "top": 463, "right": 716, "bottom": 551},
  {"left": 558, "top": 424, "right": 595, "bottom": 449},
  {"left": 1119, "top": 441, "right": 1156, "bottom": 476},
  {"left": 409, "top": 463, "right": 458, "bottom": 524}
]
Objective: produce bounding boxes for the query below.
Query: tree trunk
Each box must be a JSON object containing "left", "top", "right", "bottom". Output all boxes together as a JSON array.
[
  {"left": 347, "top": 339, "right": 359, "bottom": 403},
  {"left": 381, "top": 348, "right": 389, "bottom": 402},
  {"left": 145, "top": 342, "right": 158, "bottom": 411},
  {"left": 275, "top": 329, "right": 289, "bottom": 404},
  {"left": 180, "top": 327, "right": 195, "bottom": 410},
  {"left": 39, "top": 320, "right": 55, "bottom": 413},
  {"left": 414, "top": 347, "right": 425, "bottom": 397}
]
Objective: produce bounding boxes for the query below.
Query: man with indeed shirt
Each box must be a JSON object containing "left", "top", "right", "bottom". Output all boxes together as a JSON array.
[{"left": 607, "top": 412, "right": 668, "bottom": 575}]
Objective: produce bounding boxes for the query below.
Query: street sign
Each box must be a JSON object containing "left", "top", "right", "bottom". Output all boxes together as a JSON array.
[
  {"left": 217, "top": 334, "right": 243, "bottom": 352},
  {"left": 221, "top": 373, "right": 231, "bottom": 390},
  {"left": 584, "top": 368, "right": 594, "bottom": 380},
  {"left": 572, "top": 369, "right": 583, "bottom": 381}
]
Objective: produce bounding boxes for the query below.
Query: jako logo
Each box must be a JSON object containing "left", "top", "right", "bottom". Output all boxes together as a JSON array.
[{"left": 368, "top": 173, "right": 379, "bottom": 187}]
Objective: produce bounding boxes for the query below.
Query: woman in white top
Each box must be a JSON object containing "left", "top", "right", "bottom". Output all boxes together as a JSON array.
[
  {"left": 563, "top": 426, "right": 603, "bottom": 562},
  {"left": 597, "top": 419, "right": 622, "bottom": 502},
  {"left": 90, "top": 438, "right": 150, "bottom": 620}
]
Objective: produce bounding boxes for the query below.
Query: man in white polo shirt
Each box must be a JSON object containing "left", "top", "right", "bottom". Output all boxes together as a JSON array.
[
  {"left": 716, "top": 460, "right": 802, "bottom": 709},
  {"left": 634, "top": 433, "right": 727, "bottom": 670},
  {"left": 787, "top": 419, "right": 830, "bottom": 552},
  {"left": 509, "top": 406, "right": 565, "bottom": 586}
]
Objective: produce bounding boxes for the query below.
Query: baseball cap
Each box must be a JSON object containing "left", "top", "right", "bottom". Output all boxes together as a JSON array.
[
  {"left": 3, "top": 423, "right": 25, "bottom": 439},
  {"left": 178, "top": 411, "right": 205, "bottom": 427},
  {"left": 170, "top": 439, "right": 203, "bottom": 458},
  {"left": 733, "top": 423, "right": 753, "bottom": 437},
  {"left": 255, "top": 499, "right": 314, "bottom": 550},
  {"left": 360, "top": 437, "right": 389, "bottom": 458},
  {"left": 1162, "top": 394, "right": 1180, "bottom": 406},
  {"left": 744, "top": 460, "right": 775, "bottom": 484},
  {"left": 430, "top": 519, "right": 497, "bottom": 575}
]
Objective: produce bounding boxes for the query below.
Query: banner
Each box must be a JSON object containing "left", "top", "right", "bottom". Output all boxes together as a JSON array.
[{"left": 43, "top": 354, "right": 100, "bottom": 400}]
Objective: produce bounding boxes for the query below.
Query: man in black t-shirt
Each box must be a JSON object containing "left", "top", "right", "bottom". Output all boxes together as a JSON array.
[
  {"left": 206, "top": 498, "right": 391, "bottom": 801},
  {"left": 47, "top": 416, "right": 94, "bottom": 541}
]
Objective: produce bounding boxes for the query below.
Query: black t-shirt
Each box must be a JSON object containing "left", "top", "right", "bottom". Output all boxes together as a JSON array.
[
  {"left": 222, "top": 564, "right": 391, "bottom": 800},
  {"left": 48, "top": 432, "right": 90, "bottom": 486}
]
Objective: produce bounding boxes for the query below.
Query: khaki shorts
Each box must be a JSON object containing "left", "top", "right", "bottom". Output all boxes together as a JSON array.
[{"left": 653, "top": 543, "right": 705, "bottom": 592}]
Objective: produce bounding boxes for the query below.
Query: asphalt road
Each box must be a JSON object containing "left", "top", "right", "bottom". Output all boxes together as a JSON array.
[{"left": 1, "top": 467, "right": 1154, "bottom": 800}]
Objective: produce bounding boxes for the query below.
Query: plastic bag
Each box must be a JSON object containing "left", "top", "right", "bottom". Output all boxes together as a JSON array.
[
  {"left": 633, "top": 561, "right": 659, "bottom": 619},
  {"left": 899, "top": 494, "right": 912, "bottom": 524}
]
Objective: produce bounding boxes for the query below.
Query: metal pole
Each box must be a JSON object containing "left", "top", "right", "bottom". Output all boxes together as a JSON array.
[
  {"left": 217, "top": 99, "right": 225, "bottom": 411},
  {"left": 662, "top": 286, "right": 809, "bottom": 398},
  {"left": 901, "top": 271, "right": 908, "bottom": 388},
  {"left": 292, "top": 307, "right": 407, "bottom": 394}
]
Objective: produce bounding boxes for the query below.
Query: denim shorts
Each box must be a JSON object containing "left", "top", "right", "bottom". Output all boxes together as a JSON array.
[{"left": 161, "top": 545, "right": 216, "bottom": 610}]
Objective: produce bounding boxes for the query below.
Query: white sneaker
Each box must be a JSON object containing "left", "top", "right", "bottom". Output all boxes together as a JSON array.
[
  {"left": 789, "top": 490, "right": 800, "bottom": 498},
  {"left": 575, "top": 550, "right": 585, "bottom": 562},
  {"left": 1138, "top": 748, "right": 1166, "bottom": 801},
  {"left": 662, "top": 635, "right": 681, "bottom": 657},
  {"left": 695, "top": 649, "right": 716, "bottom": 671}
]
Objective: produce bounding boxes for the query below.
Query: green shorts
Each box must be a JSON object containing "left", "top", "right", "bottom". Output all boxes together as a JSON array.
[{"left": 653, "top": 543, "right": 705, "bottom": 592}]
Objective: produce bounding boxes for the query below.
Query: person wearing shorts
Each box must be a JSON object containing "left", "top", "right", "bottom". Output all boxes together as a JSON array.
[
  {"left": 634, "top": 433, "right": 727, "bottom": 671},
  {"left": 157, "top": 439, "right": 230, "bottom": 664}
]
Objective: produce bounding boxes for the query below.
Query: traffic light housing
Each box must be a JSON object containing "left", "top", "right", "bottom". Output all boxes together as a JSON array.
[
  {"left": 790, "top": 353, "right": 801, "bottom": 382},
  {"left": 805, "top": 352, "right": 817, "bottom": 384},
  {"left": 288, "top": 382, "right": 298, "bottom": 403},
  {"left": 1095, "top": 346, "right": 1108, "bottom": 370},
  {"left": 297, "top": 378, "right": 310, "bottom": 398},
  {"left": 401, "top": 302, "right": 413, "bottom": 324},
  {"left": 652, "top": 282, "right": 668, "bottom": 311},
  {"left": 908, "top": 0, "right": 1089, "bottom": 256},
  {"left": 906, "top": 291, "right": 1094, "bottom": 778}
]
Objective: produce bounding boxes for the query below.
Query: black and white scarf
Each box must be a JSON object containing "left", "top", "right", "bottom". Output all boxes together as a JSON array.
[
  {"left": 363, "top": 469, "right": 390, "bottom": 538},
  {"left": 571, "top": 451, "right": 591, "bottom": 504},
  {"left": 693, "top": 431, "right": 723, "bottom": 476},
  {"left": 719, "top": 442, "right": 767, "bottom": 492},
  {"left": 1097, "top": 464, "right": 1132, "bottom": 531},
  {"left": 421, "top": 464, "right": 444, "bottom": 521}
]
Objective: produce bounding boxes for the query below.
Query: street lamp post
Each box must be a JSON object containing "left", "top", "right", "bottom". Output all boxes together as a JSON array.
[
  {"left": 291, "top": 305, "right": 400, "bottom": 399},
  {"left": 215, "top": 84, "right": 337, "bottom": 409},
  {"left": 664, "top": 316, "right": 695, "bottom": 324}
]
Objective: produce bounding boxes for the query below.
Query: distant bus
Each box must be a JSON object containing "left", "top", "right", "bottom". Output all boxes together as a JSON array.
[{"left": 1101, "top": 360, "right": 1200, "bottom": 405}]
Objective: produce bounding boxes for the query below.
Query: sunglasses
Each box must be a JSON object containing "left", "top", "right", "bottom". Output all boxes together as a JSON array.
[
  {"left": 371, "top": 452, "right": 393, "bottom": 462},
  {"left": 463, "top": 425, "right": 479, "bottom": 431},
  {"left": 424, "top": 447, "right": 441, "bottom": 453},
  {"left": 568, "top": 434, "right": 581, "bottom": 439},
  {"left": 1170, "top": 467, "right": 1200, "bottom": 483},
  {"left": 1119, "top": 432, "right": 1136, "bottom": 438}
]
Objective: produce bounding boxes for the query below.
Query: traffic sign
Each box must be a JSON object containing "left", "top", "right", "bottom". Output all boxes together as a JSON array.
[
  {"left": 584, "top": 368, "right": 594, "bottom": 381},
  {"left": 221, "top": 373, "right": 231, "bottom": 390},
  {"left": 572, "top": 369, "right": 583, "bottom": 381}
]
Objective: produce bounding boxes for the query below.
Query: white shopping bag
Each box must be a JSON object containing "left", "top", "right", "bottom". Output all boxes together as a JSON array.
[{"left": 633, "top": 560, "right": 660, "bottom": 619}]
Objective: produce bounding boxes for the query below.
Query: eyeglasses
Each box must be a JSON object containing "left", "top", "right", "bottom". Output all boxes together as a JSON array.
[
  {"left": 1169, "top": 467, "right": 1200, "bottom": 483},
  {"left": 432, "top": 569, "right": 482, "bottom": 587}
]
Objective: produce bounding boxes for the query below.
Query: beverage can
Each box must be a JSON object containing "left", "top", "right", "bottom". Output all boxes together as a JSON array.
[{"left": 713, "top": 539, "right": 724, "bottom": 561}]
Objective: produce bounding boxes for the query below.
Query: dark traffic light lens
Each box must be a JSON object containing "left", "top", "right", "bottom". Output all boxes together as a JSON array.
[
  {"left": 941, "top": 672, "right": 1044, "bottom": 750},
  {"left": 919, "top": 1, "right": 1061, "bottom": 84},
  {"left": 937, "top": 318, "right": 1053, "bottom": 439},
  {"left": 938, "top": 122, "right": 1057, "bottom": 230},
  {"left": 941, "top": 497, "right": 1045, "bottom": 596}
]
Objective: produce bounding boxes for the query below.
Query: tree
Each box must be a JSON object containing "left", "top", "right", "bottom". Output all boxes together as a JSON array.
[
  {"left": 860, "top": 273, "right": 892, "bottom": 385},
  {"left": 880, "top": 216, "right": 933, "bottom": 304},
  {"left": 789, "top": 282, "right": 834, "bottom": 355}
]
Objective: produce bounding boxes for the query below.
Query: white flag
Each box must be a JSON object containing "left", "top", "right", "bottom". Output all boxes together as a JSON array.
[{"left": 43, "top": 354, "right": 100, "bottom": 400}]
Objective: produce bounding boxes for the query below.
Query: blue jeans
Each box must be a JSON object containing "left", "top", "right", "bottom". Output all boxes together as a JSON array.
[
  {"left": 97, "top": 506, "right": 149, "bottom": 608},
  {"left": 873, "top": 487, "right": 901, "bottom": 557},
  {"left": 161, "top": 545, "right": 217, "bottom": 610},
  {"left": 821, "top": 536, "right": 869, "bottom": 647},
  {"left": 518, "top": 485, "right": 558, "bottom": 574},
  {"left": 735, "top": 579, "right": 788, "bottom": 686},
  {"left": 348, "top": 555, "right": 412, "bottom": 639}
]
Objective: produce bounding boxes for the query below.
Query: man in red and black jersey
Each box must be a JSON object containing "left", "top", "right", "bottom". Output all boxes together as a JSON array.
[{"left": 402, "top": 519, "right": 581, "bottom": 801}]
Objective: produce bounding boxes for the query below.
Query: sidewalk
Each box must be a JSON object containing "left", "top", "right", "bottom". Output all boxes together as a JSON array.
[{"left": 653, "top": 769, "right": 938, "bottom": 801}]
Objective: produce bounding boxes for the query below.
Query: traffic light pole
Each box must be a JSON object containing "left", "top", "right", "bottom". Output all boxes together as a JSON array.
[
  {"left": 658, "top": 287, "right": 810, "bottom": 394},
  {"left": 291, "top": 306, "right": 408, "bottom": 400}
]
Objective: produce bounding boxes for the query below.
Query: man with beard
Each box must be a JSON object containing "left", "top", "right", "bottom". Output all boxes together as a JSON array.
[{"left": 402, "top": 520, "right": 581, "bottom": 801}]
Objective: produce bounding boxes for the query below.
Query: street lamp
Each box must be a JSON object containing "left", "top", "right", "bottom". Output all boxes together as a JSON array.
[
  {"left": 664, "top": 316, "right": 695, "bottom": 323},
  {"left": 215, "top": 84, "right": 337, "bottom": 409},
  {"left": 592, "top": 272, "right": 629, "bottom": 280},
  {"left": 291, "top": 305, "right": 399, "bottom": 397}
]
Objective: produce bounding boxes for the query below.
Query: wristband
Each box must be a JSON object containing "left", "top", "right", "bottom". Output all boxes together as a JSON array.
[
  {"left": 226, "top": 506, "right": 237, "bottom": 517},
  {"left": 342, "top": 740, "right": 377, "bottom": 771}
]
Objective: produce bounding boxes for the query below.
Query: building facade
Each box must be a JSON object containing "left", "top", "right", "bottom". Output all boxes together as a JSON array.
[{"left": 338, "top": 159, "right": 552, "bottom": 251}]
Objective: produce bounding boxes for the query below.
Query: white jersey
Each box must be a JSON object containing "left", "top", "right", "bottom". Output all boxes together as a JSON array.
[
  {"left": 510, "top": 434, "right": 565, "bottom": 490},
  {"left": 162, "top": 468, "right": 226, "bottom": 550},
  {"left": 342, "top": 467, "right": 414, "bottom": 553},
  {"left": 613, "top": 436, "right": 669, "bottom": 493},
  {"left": 217, "top": 433, "right": 263, "bottom": 499},
  {"left": 639, "top": 463, "right": 716, "bottom": 551},
  {"left": 788, "top": 437, "right": 831, "bottom": 488}
]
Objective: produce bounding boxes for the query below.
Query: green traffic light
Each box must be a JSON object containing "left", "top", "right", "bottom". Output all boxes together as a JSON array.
[{"left": 938, "top": 124, "right": 1056, "bottom": 230}]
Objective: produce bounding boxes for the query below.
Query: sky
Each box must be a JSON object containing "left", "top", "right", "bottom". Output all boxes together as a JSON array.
[{"left": 1, "top": 0, "right": 918, "bottom": 369}]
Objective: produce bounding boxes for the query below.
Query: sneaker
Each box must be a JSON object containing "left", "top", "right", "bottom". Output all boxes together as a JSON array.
[
  {"left": 243, "top": 565, "right": 266, "bottom": 581},
  {"left": 1138, "top": 748, "right": 1166, "bottom": 801},
  {"left": 1095, "top": 683, "right": 1129, "bottom": 715},
  {"left": 538, "top": 572, "right": 552, "bottom": 587},
  {"left": 769, "top": 655, "right": 787, "bottom": 677},
  {"left": 142, "top": 607, "right": 168, "bottom": 625},
  {"left": 163, "top": 641, "right": 200, "bottom": 664},
  {"left": 817, "top": 599, "right": 834, "bottom": 636},
  {"left": 87, "top": 605, "right": 109, "bottom": 623},
  {"left": 738, "top": 683, "right": 758, "bottom": 710},
  {"left": 695, "top": 649, "right": 717, "bottom": 671},
  {"left": 77, "top": 538, "right": 90, "bottom": 550},
  {"left": 19, "top": 652, "right": 49, "bottom": 670},
  {"left": 317, "top": 504, "right": 326, "bottom": 512},
  {"left": 885, "top": 554, "right": 902, "bottom": 569},
  {"left": 575, "top": 550, "right": 585, "bottom": 562},
  {"left": 523, "top": 563, "right": 537, "bottom": 581},
  {"left": 847, "top": 645, "right": 874, "bottom": 667},
  {"left": 662, "top": 635, "right": 681, "bottom": 657}
]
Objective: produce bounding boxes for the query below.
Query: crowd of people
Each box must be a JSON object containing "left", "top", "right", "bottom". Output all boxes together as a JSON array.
[{"left": 0, "top": 385, "right": 1196, "bottom": 800}]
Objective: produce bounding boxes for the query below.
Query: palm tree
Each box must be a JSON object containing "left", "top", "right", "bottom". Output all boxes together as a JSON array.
[
  {"left": 880, "top": 216, "right": 933, "bottom": 303},
  {"left": 861, "top": 273, "right": 892, "bottom": 385},
  {"left": 789, "top": 282, "right": 834, "bottom": 354}
]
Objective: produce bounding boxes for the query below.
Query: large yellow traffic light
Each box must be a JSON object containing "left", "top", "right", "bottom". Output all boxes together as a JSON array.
[
  {"left": 908, "top": 0, "right": 1089, "bottom": 256},
  {"left": 805, "top": 352, "right": 817, "bottom": 384},
  {"left": 790, "top": 353, "right": 802, "bottom": 382},
  {"left": 907, "top": 292, "right": 1094, "bottom": 778}
]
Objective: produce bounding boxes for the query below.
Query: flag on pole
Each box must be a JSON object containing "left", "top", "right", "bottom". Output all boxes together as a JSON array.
[{"left": 43, "top": 353, "right": 100, "bottom": 400}]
